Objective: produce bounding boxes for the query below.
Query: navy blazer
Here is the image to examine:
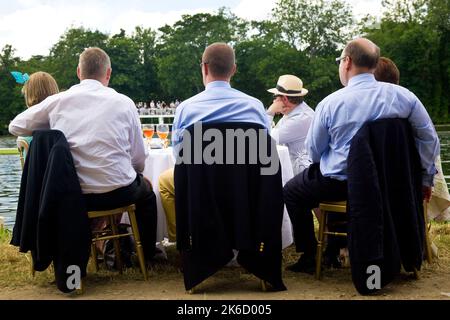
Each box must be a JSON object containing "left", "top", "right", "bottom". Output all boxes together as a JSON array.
[
  {"left": 174, "top": 122, "right": 286, "bottom": 291},
  {"left": 12, "top": 130, "right": 90, "bottom": 293},
  {"left": 347, "top": 119, "right": 424, "bottom": 294}
]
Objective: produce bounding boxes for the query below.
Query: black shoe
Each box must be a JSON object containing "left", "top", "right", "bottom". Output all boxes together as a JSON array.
[
  {"left": 323, "top": 246, "right": 342, "bottom": 269},
  {"left": 286, "top": 255, "right": 315, "bottom": 274},
  {"left": 323, "top": 253, "right": 342, "bottom": 268}
]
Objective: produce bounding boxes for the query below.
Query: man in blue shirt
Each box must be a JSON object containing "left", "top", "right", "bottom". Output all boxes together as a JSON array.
[
  {"left": 159, "top": 42, "right": 269, "bottom": 242},
  {"left": 284, "top": 38, "right": 440, "bottom": 273}
]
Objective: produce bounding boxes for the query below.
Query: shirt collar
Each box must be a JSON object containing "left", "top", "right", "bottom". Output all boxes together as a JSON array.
[
  {"left": 285, "top": 102, "right": 304, "bottom": 118},
  {"left": 80, "top": 79, "right": 104, "bottom": 87},
  {"left": 348, "top": 73, "right": 376, "bottom": 87},
  {"left": 205, "top": 81, "right": 231, "bottom": 90}
]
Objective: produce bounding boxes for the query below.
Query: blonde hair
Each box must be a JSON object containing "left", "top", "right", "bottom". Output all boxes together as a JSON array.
[
  {"left": 22, "top": 72, "right": 59, "bottom": 107},
  {"left": 78, "top": 47, "right": 111, "bottom": 80}
]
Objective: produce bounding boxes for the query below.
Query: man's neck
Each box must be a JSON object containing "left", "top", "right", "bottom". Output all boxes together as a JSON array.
[
  {"left": 204, "top": 77, "right": 230, "bottom": 86},
  {"left": 80, "top": 78, "right": 107, "bottom": 87}
]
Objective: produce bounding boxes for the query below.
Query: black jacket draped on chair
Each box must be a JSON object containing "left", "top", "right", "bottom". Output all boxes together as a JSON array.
[
  {"left": 347, "top": 118, "right": 425, "bottom": 294},
  {"left": 174, "top": 122, "right": 286, "bottom": 291},
  {"left": 11, "top": 130, "right": 91, "bottom": 293}
]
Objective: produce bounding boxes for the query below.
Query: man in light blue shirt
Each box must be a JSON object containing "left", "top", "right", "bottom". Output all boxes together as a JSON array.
[
  {"left": 159, "top": 42, "right": 269, "bottom": 242},
  {"left": 284, "top": 38, "right": 440, "bottom": 273},
  {"left": 172, "top": 55, "right": 269, "bottom": 150}
]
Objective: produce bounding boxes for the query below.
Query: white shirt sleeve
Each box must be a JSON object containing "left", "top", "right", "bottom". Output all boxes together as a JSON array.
[
  {"left": 274, "top": 114, "right": 311, "bottom": 145},
  {"left": 129, "top": 106, "right": 148, "bottom": 174},
  {"left": 9, "top": 99, "right": 52, "bottom": 136}
]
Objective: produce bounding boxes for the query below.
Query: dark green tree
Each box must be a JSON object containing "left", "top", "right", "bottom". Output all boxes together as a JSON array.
[
  {"left": 364, "top": 0, "right": 449, "bottom": 122},
  {"left": 106, "top": 29, "right": 142, "bottom": 100},
  {"left": 272, "top": 0, "right": 355, "bottom": 56},
  {"left": 155, "top": 9, "right": 249, "bottom": 100},
  {"left": 49, "top": 27, "right": 108, "bottom": 90},
  {"left": 0, "top": 45, "right": 25, "bottom": 134},
  {"left": 132, "top": 26, "right": 160, "bottom": 102}
]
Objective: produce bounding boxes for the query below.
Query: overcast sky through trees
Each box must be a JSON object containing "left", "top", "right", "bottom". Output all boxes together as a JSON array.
[{"left": 0, "top": 0, "right": 382, "bottom": 59}]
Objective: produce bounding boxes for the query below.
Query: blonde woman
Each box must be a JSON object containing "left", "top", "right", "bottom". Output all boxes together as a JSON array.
[{"left": 17, "top": 72, "right": 59, "bottom": 159}]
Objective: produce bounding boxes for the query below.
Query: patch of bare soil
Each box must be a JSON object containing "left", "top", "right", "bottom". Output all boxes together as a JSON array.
[{"left": 1, "top": 245, "right": 449, "bottom": 300}]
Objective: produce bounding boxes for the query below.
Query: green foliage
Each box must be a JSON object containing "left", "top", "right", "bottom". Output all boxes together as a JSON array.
[
  {"left": 272, "top": 0, "right": 355, "bottom": 56},
  {"left": 132, "top": 27, "right": 160, "bottom": 102},
  {"left": 0, "top": 46, "right": 25, "bottom": 135},
  {"left": 381, "top": 0, "right": 427, "bottom": 23},
  {"left": 155, "top": 10, "right": 248, "bottom": 100},
  {"left": 49, "top": 27, "right": 109, "bottom": 90},
  {"left": 364, "top": 0, "right": 450, "bottom": 123},
  {"left": 0, "top": 226, "right": 11, "bottom": 243},
  {"left": 0, "top": 1, "right": 448, "bottom": 132},
  {"left": 106, "top": 29, "right": 142, "bottom": 100}
]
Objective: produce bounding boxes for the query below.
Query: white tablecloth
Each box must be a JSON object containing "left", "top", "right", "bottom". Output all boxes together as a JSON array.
[
  {"left": 143, "top": 147, "right": 175, "bottom": 242},
  {"left": 277, "top": 145, "right": 295, "bottom": 249},
  {"left": 143, "top": 145, "right": 294, "bottom": 248}
]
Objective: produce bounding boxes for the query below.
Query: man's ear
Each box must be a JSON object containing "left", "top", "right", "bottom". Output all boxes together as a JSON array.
[
  {"left": 230, "top": 64, "right": 237, "bottom": 77},
  {"left": 77, "top": 66, "right": 81, "bottom": 80},
  {"left": 345, "top": 57, "right": 352, "bottom": 71},
  {"left": 106, "top": 68, "right": 112, "bottom": 81}
]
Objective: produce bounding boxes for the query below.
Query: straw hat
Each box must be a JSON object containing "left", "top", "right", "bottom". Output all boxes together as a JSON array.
[{"left": 267, "top": 75, "right": 308, "bottom": 97}]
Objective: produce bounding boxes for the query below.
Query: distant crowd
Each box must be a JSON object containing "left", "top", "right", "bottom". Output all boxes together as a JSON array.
[{"left": 136, "top": 100, "right": 181, "bottom": 116}]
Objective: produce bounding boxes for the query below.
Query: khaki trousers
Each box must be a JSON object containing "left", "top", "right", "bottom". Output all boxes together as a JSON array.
[{"left": 159, "top": 168, "right": 176, "bottom": 242}]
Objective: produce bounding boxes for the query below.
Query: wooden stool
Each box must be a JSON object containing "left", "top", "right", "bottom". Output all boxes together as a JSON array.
[
  {"left": 88, "top": 204, "right": 148, "bottom": 280},
  {"left": 315, "top": 200, "right": 433, "bottom": 280},
  {"left": 315, "top": 201, "right": 347, "bottom": 279}
]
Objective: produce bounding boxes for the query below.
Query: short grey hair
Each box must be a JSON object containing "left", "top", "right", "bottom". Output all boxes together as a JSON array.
[{"left": 79, "top": 47, "right": 111, "bottom": 80}]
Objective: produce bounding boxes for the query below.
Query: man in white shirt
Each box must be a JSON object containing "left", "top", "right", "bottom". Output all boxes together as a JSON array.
[
  {"left": 9, "top": 47, "right": 158, "bottom": 261},
  {"left": 266, "top": 75, "right": 314, "bottom": 175}
]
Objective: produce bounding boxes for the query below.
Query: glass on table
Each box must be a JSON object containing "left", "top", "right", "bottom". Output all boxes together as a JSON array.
[
  {"left": 142, "top": 124, "right": 155, "bottom": 147},
  {"left": 156, "top": 124, "right": 170, "bottom": 148}
]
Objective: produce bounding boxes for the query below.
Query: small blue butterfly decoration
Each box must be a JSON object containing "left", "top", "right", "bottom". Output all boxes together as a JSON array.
[{"left": 10, "top": 71, "right": 30, "bottom": 84}]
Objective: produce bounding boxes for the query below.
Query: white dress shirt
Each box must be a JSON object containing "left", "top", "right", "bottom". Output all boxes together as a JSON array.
[
  {"left": 9, "top": 79, "right": 148, "bottom": 194},
  {"left": 267, "top": 102, "right": 315, "bottom": 175}
]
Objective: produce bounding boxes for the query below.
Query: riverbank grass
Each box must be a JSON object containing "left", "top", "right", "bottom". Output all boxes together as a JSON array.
[
  {"left": 0, "top": 222, "right": 449, "bottom": 292},
  {"left": 0, "top": 148, "right": 18, "bottom": 155}
]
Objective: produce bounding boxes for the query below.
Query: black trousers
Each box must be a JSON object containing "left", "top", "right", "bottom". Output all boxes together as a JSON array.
[
  {"left": 84, "top": 174, "right": 157, "bottom": 260},
  {"left": 283, "top": 163, "right": 347, "bottom": 255}
]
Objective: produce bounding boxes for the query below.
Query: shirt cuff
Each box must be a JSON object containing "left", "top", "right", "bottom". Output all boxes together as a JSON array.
[{"left": 422, "top": 173, "right": 435, "bottom": 187}]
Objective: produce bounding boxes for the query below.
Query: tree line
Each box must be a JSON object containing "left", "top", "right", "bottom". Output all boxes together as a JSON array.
[{"left": 0, "top": 0, "right": 448, "bottom": 134}]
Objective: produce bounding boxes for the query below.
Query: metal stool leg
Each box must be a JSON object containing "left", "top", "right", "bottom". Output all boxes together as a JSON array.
[
  {"left": 315, "top": 210, "right": 327, "bottom": 279},
  {"left": 91, "top": 242, "right": 99, "bottom": 272},
  {"left": 128, "top": 209, "right": 148, "bottom": 281},
  {"left": 423, "top": 201, "right": 433, "bottom": 263},
  {"left": 109, "top": 215, "right": 123, "bottom": 274}
]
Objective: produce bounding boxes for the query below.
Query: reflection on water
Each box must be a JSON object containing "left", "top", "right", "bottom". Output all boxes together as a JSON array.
[
  {"left": 0, "top": 136, "right": 21, "bottom": 229},
  {"left": 2, "top": 129, "right": 450, "bottom": 230}
]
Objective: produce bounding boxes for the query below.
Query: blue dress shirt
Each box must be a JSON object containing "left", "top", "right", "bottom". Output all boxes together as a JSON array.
[
  {"left": 172, "top": 81, "right": 270, "bottom": 150},
  {"left": 306, "top": 73, "right": 440, "bottom": 186}
]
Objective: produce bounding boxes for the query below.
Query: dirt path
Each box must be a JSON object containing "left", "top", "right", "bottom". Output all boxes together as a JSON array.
[{"left": 1, "top": 264, "right": 449, "bottom": 300}]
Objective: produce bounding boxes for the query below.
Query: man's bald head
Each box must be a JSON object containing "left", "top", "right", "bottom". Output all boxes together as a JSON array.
[
  {"left": 344, "top": 38, "right": 380, "bottom": 70},
  {"left": 202, "top": 43, "right": 236, "bottom": 79}
]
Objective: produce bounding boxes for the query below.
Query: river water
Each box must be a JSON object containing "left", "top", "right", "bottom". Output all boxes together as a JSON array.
[{"left": 1, "top": 128, "right": 450, "bottom": 230}]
